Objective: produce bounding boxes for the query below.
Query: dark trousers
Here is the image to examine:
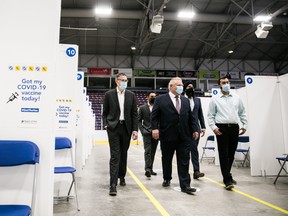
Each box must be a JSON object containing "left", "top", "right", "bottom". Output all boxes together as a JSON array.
[
  {"left": 107, "top": 123, "right": 131, "bottom": 187},
  {"left": 143, "top": 135, "right": 158, "bottom": 172},
  {"left": 216, "top": 124, "right": 239, "bottom": 184},
  {"left": 190, "top": 136, "right": 200, "bottom": 172},
  {"left": 160, "top": 138, "right": 191, "bottom": 189}
]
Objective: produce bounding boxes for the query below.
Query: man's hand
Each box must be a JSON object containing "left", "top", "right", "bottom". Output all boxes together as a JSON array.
[
  {"left": 193, "top": 132, "right": 199, "bottom": 140},
  {"left": 213, "top": 128, "right": 222, "bottom": 136},
  {"left": 200, "top": 129, "right": 205, "bottom": 137},
  {"left": 152, "top": 129, "right": 159, "bottom": 140},
  {"left": 132, "top": 131, "right": 138, "bottom": 140},
  {"left": 239, "top": 128, "right": 246, "bottom": 135}
]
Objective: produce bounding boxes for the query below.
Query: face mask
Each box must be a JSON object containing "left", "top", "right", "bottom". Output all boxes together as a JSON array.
[
  {"left": 175, "top": 86, "right": 183, "bottom": 95},
  {"left": 120, "top": 81, "right": 127, "bottom": 90},
  {"left": 221, "top": 84, "right": 230, "bottom": 92},
  {"left": 149, "top": 97, "right": 155, "bottom": 104},
  {"left": 185, "top": 88, "right": 194, "bottom": 98}
]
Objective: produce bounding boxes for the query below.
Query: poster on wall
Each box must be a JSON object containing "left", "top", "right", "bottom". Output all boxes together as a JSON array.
[
  {"left": 88, "top": 67, "right": 110, "bottom": 76},
  {"left": 199, "top": 70, "right": 220, "bottom": 79},
  {"left": 0, "top": 63, "right": 51, "bottom": 128},
  {"left": 111, "top": 68, "right": 132, "bottom": 77},
  {"left": 156, "top": 70, "right": 177, "bottom": 77},
  {"left": 133, "top": 69, "right": 156, "bottom": 77},
  {"left": 178, "top": 70, "right": 198, "bottom": 78},
  {"left": 219, "top": 71, "right": 240, "bottom": 80}
]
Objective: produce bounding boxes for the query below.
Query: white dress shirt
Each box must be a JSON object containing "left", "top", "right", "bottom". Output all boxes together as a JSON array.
[{"left": 117, "top": 87, "right": 125, "bottom": 120}]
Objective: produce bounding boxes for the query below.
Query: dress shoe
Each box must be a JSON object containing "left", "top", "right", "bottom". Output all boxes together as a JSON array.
[
  {"left": 151, "top": 171, "right": 157, "bottom": 175},
  {"left": 225, "top": 182, "right": 234, "bottom": 190},
  {"left": 162, "top": 180, "right": 170, "bottom": 187},
  {"left": 193, "top": 171, "right": 205, "bottom": 179},
  {"left": 109, "top": 186, "right": 117, "bottom": 196},
  {"left": 145, "top": 170, "right": 151, "bottom": 178},
  {"left": 232, "top": 179, "right": 237, "bottom": 185},
  {"left": 120, "top": 178, "right": 126, "bottom": 186},
  {"left": 181, "top": 186, "right": 197, "bottom": 195}
]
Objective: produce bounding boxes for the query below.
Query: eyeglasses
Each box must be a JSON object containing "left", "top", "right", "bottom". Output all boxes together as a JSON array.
[{"left": 117, "top": 79, "right": 128, "bottom": 82}]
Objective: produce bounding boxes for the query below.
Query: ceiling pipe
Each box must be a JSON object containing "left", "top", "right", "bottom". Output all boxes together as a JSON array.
[{"left": 61, "top": 9, "right": 288, "bottom": 25}]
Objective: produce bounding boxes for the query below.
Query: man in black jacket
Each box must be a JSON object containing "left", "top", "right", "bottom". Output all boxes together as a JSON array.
[
  {"left": 102, "top": 73, "right": 138, "bottom": 196},
  {"left": 151, "top": 77, "right": 199, "bottom": 195},
  {"left": 138, "top": 91, "right": 158, "bottom": 178}
]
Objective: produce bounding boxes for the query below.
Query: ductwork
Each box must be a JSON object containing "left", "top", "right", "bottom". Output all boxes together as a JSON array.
[{"left": 61, "top": 9, "right": 288, "bottom": 25}]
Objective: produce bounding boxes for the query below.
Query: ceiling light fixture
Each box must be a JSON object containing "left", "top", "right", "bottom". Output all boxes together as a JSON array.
[
  {"left": 255, "top": 21, "right": 273, "bottom": 39},
  {"left": 253, "top": 15, "right": 272, "bottom": 22},
  {"left": 94, "top": 6, "right": 112, "bottom": 15},
  {"left": 150, "top": 14, "right": 164, "bottom": 34},
  {"left": 131, "top": 46, "right": 136, "bottom": 50},
  {"left": 228, "top": 50, "right": 233, "bottom": 54},
  {"left": 178, "top": 11, "right": 195, "bottom": 19}
]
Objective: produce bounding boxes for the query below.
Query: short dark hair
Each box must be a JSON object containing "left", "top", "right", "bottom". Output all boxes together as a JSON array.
[
  {"left": 218, "top": 76, "right": 229, "bottom": 85},
  {"left": 116, "top": 73, "right": 127, "bottom": 79},
  {"left": 146, "top": 90, "right": 156, "bottom": 97}
]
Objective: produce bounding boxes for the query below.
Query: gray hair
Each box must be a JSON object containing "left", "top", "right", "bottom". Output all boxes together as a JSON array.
[{"left": 168, "top": 77, "right": 182, "bottom": 90}]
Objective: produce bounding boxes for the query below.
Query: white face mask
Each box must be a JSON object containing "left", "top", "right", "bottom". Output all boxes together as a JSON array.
[
  {"left": 120, "top": 81, "right": 127, "bottom": 90},
  {"left": 175, "top": 86, "right": 183, "bottom": 95},
  {"left": 222, "top": 84, "right": 230, "bottom": 92}
]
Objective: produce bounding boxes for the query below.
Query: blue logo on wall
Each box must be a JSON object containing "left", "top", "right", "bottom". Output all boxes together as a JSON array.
[
  {"left": 77, "top": 73, "right": 83, "bottom": 80},
  {"left": 213, "top": 90, "right": 218, "bottom": 95},
  {"left": 66, "top": 47, "right": 76, "bottom": 57},
  {"left": 246, "top": 77, "right": 253, "bottom": 84}
]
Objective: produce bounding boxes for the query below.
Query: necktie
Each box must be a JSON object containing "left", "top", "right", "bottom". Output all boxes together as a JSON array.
[{"left": 175, "top": 96, "right": 180, "bottom": 114}]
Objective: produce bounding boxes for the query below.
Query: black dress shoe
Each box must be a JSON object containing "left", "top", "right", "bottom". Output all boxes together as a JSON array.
[
  {"left": 193, "top": 171, "right": 205, "bottom": 179},
  {"left": 120, "top": 178, "right": 126, "bottom": 186},
  {"left": 232, "top": 179, "right": 237, "bottom": 185},
  {"left": 225, "top": 182, "right": 234, "bottom": 190},
  {"left": 181, "top": 186, "right": 197, "bottom": 195},
  {"left": 109, "top": 186, "right": 117, "bottom": 196},
  {"left": 162, "top": 180, "right": 170, "bottom": 187},
  {"left": 151, "top": 171, "right": 157, "bottom": 175},
  {"left": 145, "top": 170, "right": 151, "bottom": 178}
]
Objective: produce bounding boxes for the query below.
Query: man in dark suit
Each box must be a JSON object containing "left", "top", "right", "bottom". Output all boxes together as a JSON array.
[
  {"left": 102, "top": 73, "right": 138, "bottom": 196},
  {"left": 138, "top": 91, "right": 158, "bottom": 178},
  {"left": 151, "top": 77, "right": 199, "bottom": 195},
  {"left": 183, "top": 81, "right": 206, "bottom": 179}
]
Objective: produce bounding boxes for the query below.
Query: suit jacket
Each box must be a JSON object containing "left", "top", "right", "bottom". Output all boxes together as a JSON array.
[
  {"left": 138, "top": 103, "right": 152, "bottom": 136},
  {"left": 151, "top": 93, "right": 198, "bottom": 142},
  {"left": 192, "top": 97, "right": 206, "bottom": 133},
  {"left": 102, "top": 88, "right": 138, "bottom": 134}
]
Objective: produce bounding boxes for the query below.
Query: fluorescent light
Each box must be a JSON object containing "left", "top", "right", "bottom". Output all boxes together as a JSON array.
[
  {"left": 178, "top": 11, "right": 195, "bottom": 19},
  {"left": 253, "top": 15, "right": 271, "bottom": 22},
  {"left": 131, "top": 46, "right": 136, "bottom": 50},
  {"left": 228, "top": 50, "right": 233, "bottom": 54},
  {"left": 94, "top": 6, "right": 112, "bottom": 15}
]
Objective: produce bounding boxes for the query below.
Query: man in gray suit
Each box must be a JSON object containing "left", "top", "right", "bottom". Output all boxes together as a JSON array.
[
  {"left": 138, "top": 91, "right": 158, "bottom": 178},
  {"left": 102, "top": 73, "right": 138, "bottom": 196}
]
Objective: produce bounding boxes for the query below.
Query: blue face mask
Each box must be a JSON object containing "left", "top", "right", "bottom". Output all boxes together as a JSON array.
[
  {"left": 120, "top": 81, "right": 127, "bottom": 90},
  {"left": 222, "top": 84, "right": 230, "bottom": 92},
  {"left": 175, "top": 86, "right": 183, "bottom": 95}
]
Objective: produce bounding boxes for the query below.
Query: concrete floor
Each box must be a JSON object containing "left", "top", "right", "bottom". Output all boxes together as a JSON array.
[{"left": 53, "top": 143, "right": 288, "bottom": 216}]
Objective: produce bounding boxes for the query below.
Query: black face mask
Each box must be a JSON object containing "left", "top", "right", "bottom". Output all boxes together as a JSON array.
[
  {"left": 149, "top": 97, "right": 155, "bottom": 104},
  {"left": 185, "top": 88, "right": 194, "bottom": 98}
]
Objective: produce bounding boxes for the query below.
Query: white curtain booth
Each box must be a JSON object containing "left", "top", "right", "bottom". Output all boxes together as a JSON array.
[
  {"left": 0, "top": 0, "right": 61, "bottom": 215},
  {"left": 54, "top": 44, "right": 78, "bottom": 196},
  {"left": 246, "top": 75, "right": 288, "bottom": 176}
]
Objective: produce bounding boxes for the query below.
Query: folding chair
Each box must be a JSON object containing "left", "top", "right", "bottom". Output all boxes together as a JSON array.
[
  {"left": 200, "top": 135, "right": 215, "bottom": 163},
  {"left": 54, "top": 137, "right": 80, "bottom": 211},
  {"left": 235, "top": 136, "right": 250, "bottom": 167},
  {"left": 0, "top": 140, "right": 40, "bottom": 216},
  {"left": 273, "top": 154, "right": 288, "bottom": 184}
]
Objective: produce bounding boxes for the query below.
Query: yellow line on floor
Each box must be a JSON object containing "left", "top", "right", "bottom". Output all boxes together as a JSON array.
[
  {"left": 203, "top": 176, "right": 288, "bottom": 214},
  {"left": 127, "top": 167, "right": 170, "bottom": 216}
]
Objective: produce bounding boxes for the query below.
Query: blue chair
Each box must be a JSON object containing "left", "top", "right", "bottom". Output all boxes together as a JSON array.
[
  {"left": 273, "top": 154, "right": 288, "bottom": 184},
  {"left": 0, "top": 140, "right": 40, "bottom": 216},
  {"left": 200, "top": 135, "right": 215, "bottom": 163},
  {"left": 54, "top": 137, "right": 80, "bottom": 211},
  {"left": 235, "top": 136, "right": 250, "bottom": 167}
]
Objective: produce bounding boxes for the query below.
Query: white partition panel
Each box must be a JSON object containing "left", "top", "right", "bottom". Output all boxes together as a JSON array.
[
  {"left": 0, "top": 1, "right": 61, "bottom": 215},
  {"left": 246, "top": 76, "right": 285, "bottom": 176},
  {"left": 54, "top": 44, "right": 78, "bottom": 196},
  {"left": 279, "top": 74, "right": 288, "bottom": 172}
]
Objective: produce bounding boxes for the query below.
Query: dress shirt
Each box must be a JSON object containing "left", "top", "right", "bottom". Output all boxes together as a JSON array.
[
  {"left": 184, "top": 94, "right": 195, "bottom": 111},
  {"left": 148, "top": 103, "right": 153, "bottom": 112},
  {"left": 169, "top": 92, "right": 181, "bottom": 110},
  {"left": 207, "top": 92, "right": 247, "bottom": 131},
  {"left": 117, "top": 87, "right": 125, "bottom": 120}
]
